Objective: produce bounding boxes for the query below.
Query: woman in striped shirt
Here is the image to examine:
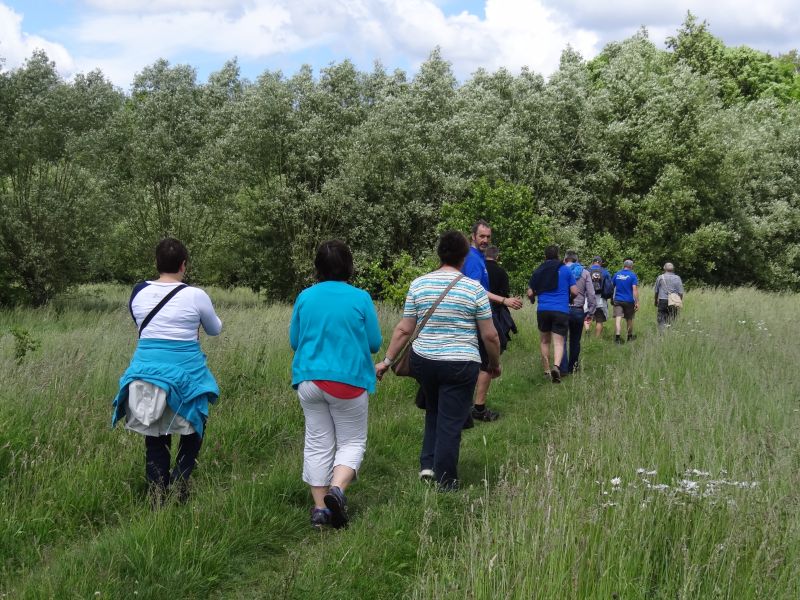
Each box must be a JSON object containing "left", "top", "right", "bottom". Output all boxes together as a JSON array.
[{"left": 376, "top": 231, "right": 501, "bottom": 490}]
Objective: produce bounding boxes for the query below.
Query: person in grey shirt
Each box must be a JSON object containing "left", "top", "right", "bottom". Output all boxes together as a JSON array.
[{"left": 654, "top": 262, "right": 685, "bottom": 332}]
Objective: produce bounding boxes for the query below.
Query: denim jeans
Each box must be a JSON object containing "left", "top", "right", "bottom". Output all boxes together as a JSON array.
[
  {"left": 411, "top": 350, "right": 479, "bottom": 490},
  {"left": 560, "top": 307, "right": 586, "bottom": 373}
]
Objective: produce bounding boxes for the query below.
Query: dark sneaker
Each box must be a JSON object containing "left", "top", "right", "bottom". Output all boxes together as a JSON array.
[
  {"left": 615, "top": 336, "right": 623, "bottom": 345},
  {"left": 310, "top": 507, "right": 331, "bottom": 529},
  {"left": 550, "top": 368, "right": 561, "bottom": 383},
  {"left": 627, "top": 334, "right": 636, "bottom": 342},
  {"left": 471, "top": 406, "right": 500, "bottom": 422},
  {"left": 463, "top": 414, "right": 474, "bottom": 429},
  {"left": 324, "top": 486, "right": 349, "bottom": 529}
]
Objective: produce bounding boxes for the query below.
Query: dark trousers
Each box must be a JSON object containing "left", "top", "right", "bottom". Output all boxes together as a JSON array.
[
  {"left": 145, "top": 433, "right": 203, "bottom": 493},
  {"left": 560, "top": 307, "right": 586, "bottom": 373},
  {"left": 657, "top": 299, "right": 679, "bottom": 331},
  {"left": 411, "top": 351, "right": 479, "bottom": 490}
]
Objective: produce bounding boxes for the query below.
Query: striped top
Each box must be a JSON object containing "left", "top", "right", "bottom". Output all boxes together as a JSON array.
[{"left": 403, "top": 270, "right": 492, "bottom": 362}]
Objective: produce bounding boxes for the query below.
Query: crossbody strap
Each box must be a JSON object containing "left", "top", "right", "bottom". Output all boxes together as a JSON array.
[
  {"left": 410, "top": 273, "right": 464, "bottom": 343},
  {"left": 138, "top": 284, "right": 188, "bottom": 338}
]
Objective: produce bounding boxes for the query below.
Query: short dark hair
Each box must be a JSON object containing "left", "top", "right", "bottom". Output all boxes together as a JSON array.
[
  {"left": 485, "top": 246, "right": 499, "bottom": 260},
  {"left": 564, "top": 250, "right": 578, "bottom": 263},
  {"left": 544, "top": 244, "right": 560, "bottom": 260},
  {"left": 314, "top": 240, "right": 354, "bottom": 282},
  {"left": 438, "top": 230, "right": 470, "bottom": 267},
  {"left": 471, "top": 219, "right": 491, "bottom": 236},
  {"left": 156, "top": 237, "right": 189, "bottom": 273}
]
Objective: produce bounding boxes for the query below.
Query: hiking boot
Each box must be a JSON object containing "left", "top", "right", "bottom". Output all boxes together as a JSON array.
[
  {"left": 323, "top": 486, "right": 349, "bottom": 529},
  {"left": 463, "top": 414, "right": 474, "bottom": 429},
  {"left": 550, "top": 368, "right": 561, "bottom": 384},
  {"left": 310, "top": 507, "right": 332, "bottom": 529},
  {"left": 627, "top": 334, "right": 636, "bottom": 342},
  {"left": 615, "top": 336, "right": 623, "bottom": 345},
  {"left": 419, "top": 469, "right": 435, "bottom": 482},
  {"left": 471, "top": 406, "right": 500, "bottom": 422}
]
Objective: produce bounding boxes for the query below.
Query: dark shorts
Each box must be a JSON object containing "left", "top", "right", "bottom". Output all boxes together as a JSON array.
[
  {"left": 613, "top": 301, "right": 636, "bottom": 319},
  {"left": 537, "top": 310, "right": 569, "bottom": 336},
  {"left": 477, "top": 335, "right": 503, "bottom": 373}
]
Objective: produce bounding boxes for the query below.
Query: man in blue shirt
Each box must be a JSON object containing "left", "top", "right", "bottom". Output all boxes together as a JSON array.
[
  {"left": 462, "top": 220, "right": 523, "bottom": 421},
  {"left": 527, "top": 245, "right": 579, "bottom": 383},
  {"left": 611, "top": 259, "right": 640, "bottom": 344}
]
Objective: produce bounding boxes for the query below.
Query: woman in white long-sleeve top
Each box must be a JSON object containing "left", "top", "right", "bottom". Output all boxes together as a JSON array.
[{"left": 112, "top": 238, "right": 222, "bottom": 506}]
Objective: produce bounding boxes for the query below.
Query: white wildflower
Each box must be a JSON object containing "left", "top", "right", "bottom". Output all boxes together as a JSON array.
[{"left": 611, "top": 477, "right": 622, "bottom": 486}]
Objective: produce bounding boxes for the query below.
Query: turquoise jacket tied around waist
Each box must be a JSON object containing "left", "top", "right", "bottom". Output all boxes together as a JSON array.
[{"left": 112, "top": 339, "right": 219, "bottom": 437}]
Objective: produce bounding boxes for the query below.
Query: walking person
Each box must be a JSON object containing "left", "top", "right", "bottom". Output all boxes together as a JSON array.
[
  {"left": 289, "top": 240, "right": 382, "bottom": 529},
  {"left": 485, "top": 246, "right": 518, "bottom": 352},
  {"left": 376, "top": 231, "right": 501, "bottom": 490},
  {"left": 559, "top": 251, "right": 596, "bottom": 375},
  {"left": 461, "top": 220, "right": 522, "bottom": 423},
  {"left": 611, "top": 259, "right": 640, "bottom": 344},
  {"left": 587, "top": 256, "right": 613, "bottom": 338},
  {"left": 654, "top": 262, "right": 685, "bottom": 332},
  {"left": 527, "top": 245, "right": 579, "bottom": 383},
  {"left": 112, "top": 238, "right": 223, "bottom": 507}
]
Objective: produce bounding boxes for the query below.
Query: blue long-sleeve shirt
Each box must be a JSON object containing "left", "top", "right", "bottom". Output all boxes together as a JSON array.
[{"left": 289, "top": 281, "right": 382, "bottom": 393}]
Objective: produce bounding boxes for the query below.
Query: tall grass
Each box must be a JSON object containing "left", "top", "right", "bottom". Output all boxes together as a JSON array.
[
  {"left": 413, "top": 288, "right": 800, "bottom": 599},
  {"left": 0, "top": 286, "right": 797, "bottom": 598}
]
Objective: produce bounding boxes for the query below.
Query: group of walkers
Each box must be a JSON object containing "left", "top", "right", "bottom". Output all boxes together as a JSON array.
[{"left": 111, "top": 226, "right": 684, "bottom": 529}]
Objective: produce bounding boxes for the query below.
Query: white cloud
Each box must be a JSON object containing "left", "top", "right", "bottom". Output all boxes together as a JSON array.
[{"left": 0, "top": 3, "right": 74, "bottom": 72}]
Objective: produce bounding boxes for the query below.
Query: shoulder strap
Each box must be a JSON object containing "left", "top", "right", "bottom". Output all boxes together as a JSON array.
[
  {"left": 128, "top": 281, "right": 151, "bottom": 323},
  {"left": 138, "top": 284, "right": 188, "bottom": 338},
  {"left": 411, "top": 273, "right": 464, "bottom": 342}
]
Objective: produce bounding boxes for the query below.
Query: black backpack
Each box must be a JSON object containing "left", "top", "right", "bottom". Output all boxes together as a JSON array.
[{"left": 591, "top": 268, "right": 613, "bottom": 299}]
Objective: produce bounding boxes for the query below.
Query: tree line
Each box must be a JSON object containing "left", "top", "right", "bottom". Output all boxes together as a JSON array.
[{"left": 1, "top": 14, "right": 799, "bottom": 306}]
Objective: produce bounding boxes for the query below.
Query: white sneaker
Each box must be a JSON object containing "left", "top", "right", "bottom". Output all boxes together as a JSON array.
[{"left": 419, "top": 469, "right": 435, "bottom": 481}]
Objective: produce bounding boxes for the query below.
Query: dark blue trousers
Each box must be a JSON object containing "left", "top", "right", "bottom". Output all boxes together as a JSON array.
[
  {"left": 560, "top": 307, "right": 586, "bottom": 374},
  {"left": 145, "top": 433, "right": 203, "bottom": 492},
  {"left": 411, "top": 351, "right": 479, "bottom": 490}
]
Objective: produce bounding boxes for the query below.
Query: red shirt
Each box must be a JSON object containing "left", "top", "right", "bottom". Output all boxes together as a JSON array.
[{"left": 313, "top": 380, "right": 365, "bottom": 399}]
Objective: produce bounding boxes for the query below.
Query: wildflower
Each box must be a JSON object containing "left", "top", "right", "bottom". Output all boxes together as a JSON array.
[{"left": 611, "top": 477, "right": 622, "bottom": 486}]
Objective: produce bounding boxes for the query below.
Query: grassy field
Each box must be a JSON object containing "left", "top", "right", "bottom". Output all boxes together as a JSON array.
[{"left": 1, "top": 284, "right": 798, "bottom": 599}]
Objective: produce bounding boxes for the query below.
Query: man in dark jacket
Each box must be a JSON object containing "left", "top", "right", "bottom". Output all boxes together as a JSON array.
[
  {"left": 485, "top": 246, "right": 518, "bottom": 352},
  {"left": 527, "top": 245, "right": 579, "bottom": 383}
]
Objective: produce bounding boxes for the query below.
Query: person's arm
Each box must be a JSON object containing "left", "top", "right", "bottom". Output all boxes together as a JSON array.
[
  {"left": 364, "top": 296, "right": 383, "bottom": 354},
  {"left": 374, "top": 317, "right": 416, "bottom": 380},
  {"left": 196, "top": 289, "right": 223, "bottom": 336},
  {"left": 477, "top": 318, "right": 501, "bottom": 376},
  {"left": 289, "top": 300, "right": 301, "bottom": 350},
  {"left": 584, "top": 272, "right": 596, "bottom": 315},
  {"left": 654, "top": 276, "right": 661, "bottom": 306},
  {"left": 677, "top": 277, "right": 685, "bottom": 298},
  {"left": 487, "top": 290, "right": 523, "bottom": 310},
  {"left": 633, "top": 285, "right": 640, "bottom": 310}
]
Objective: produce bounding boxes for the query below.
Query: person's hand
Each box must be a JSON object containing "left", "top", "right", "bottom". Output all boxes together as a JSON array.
[
  {"left": 487, "top": 365, "right": 501, "bottom": 379},
  {"left": 375, "top": 362, "right": 390, "bottom": 381},
  {"left": 634, "top": 302, "right": 640, "bottom": 311},
  {"left": 504, "top": 296, "right": 523, "bottom": 310}
]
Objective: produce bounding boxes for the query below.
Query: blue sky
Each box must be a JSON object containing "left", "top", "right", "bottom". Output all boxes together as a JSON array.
[{"left": 1, "top": 1, "right": 798, "bottom": 89}]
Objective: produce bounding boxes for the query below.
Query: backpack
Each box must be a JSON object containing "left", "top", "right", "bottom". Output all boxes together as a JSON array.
[{"left": 590, "top": 268, "right": 613, "bottom": 299}]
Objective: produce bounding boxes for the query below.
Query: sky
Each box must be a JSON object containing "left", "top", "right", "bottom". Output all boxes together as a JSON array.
[{"left": 1, "top": 0, "right": 798, "bottom": 89}]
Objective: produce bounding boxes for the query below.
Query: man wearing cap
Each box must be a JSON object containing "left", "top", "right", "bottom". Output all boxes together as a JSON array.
[
  {"left": 611, "top": 259, "right": 639, "bottom": 344},
  {"left": 653, "top": 262, "right": 685, "bottom": 332},
  {"left": 587, "top": 256, "right": 613, "bottom": 338}
]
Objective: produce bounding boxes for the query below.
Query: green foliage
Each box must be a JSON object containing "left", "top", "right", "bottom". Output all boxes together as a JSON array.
[
  {"left": 441, "top": 179, "right": 553, "bottom": 292},
  {"left": 353, "top": 252, "right": 439, "bottom": 307},
  {"left": 9, "top": 327, "right": 40, "bottom": 363},
  {"left": 3, "top": 17, "right": 800, "bottom": 305}
]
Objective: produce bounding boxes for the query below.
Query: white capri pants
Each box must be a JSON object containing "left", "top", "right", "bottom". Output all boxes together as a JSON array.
[{"left": 297, "top": 380, "right": 368, "bottom": 486}]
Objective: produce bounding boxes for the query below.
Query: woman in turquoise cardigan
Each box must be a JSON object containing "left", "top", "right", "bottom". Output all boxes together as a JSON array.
[{"left": 289, "top": 240, "right": 382, "bottom": 529}]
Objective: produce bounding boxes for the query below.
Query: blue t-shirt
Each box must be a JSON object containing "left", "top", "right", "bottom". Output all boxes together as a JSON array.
[
  {"left": 537, "top": 265, "right": 576, "bottom": 314},
  {"left": 462, "top": 246, "right": 489, "bottom": 290},
  {"left": 612, "top": 269, "right": 639, "bottom": 303}
]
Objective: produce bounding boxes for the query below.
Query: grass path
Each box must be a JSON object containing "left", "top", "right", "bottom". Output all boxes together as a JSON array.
[{"left": 2, "top": 285, "right": 797, "bottom": 598}]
